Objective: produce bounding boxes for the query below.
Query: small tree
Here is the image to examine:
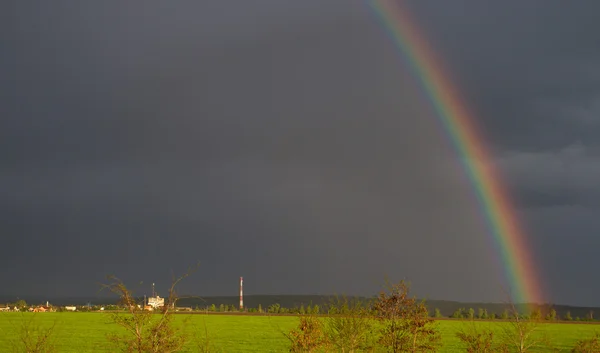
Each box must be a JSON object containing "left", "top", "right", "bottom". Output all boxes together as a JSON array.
[
  {"left": 456, "top": 322, "right": 507, "bottom": 353},
  {"left": 545, "top": 309, "right": 557, "bottom": 321},
  {"left": 564, "top": 311, "right": 573, "bottom": 321},
  {"left": 258, "top": 304, "right": 263, "bottom": 313},
  {"left": 373, "top": 280, "right": 441, "bottom": 352},
  {"left": 571, "top": 332, "right": 600, "bottom": 353},
  {"left": 268, "top": 303, "right": 281, "bottom": 314},
  {"left": 498, "top": 302, "right": 552, "bottom": 353},
  {"left": 452, "top": 308, "right": 464, "bottom": 319},
  {"left": 8, "top": 313, "right": 58, "bottom": 353},
  {"left": 286, "top": 314, "right": 327, "bottom": 353},
  {"left": 477, "top": 308, "right": 485, "bottom": 319},
  {"left": 15, "top": 300, "right": 27, "bottom": 311},
  {"left": 101, "top": 264, "right": 197, "bottom": 353},
  {"left": 324, "top": 295, "right": 375, "bottom": 352},
  {"left": 477, "top": 308, "right": 489, "bottom": 320},
  {"left": 434, "top": 309, "right": 442, "bottom": 318},
  {"left": 467, "top": 308, "right": 475, "bottom": 320},
  {"left": 529, "top": 308, "right": 541, "bottom": 321}
]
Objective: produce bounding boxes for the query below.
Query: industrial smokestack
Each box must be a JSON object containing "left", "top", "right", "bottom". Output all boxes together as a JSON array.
[{"left": 239, "top": 277, "right": 244, "bottom": 311}]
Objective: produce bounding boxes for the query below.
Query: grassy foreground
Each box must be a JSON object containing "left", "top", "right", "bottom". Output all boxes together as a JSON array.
[{"left": 0, "top": 312, "right": 598, "bottom": 352}]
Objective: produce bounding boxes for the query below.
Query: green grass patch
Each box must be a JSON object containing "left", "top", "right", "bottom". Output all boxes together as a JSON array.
[{"left": 1, "top": 313, "right": 598, "bottom": 352}]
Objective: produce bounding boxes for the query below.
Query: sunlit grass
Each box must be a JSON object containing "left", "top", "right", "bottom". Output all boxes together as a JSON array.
[{"left": 1, "top": 312, "right": 598, "bottom": 352}]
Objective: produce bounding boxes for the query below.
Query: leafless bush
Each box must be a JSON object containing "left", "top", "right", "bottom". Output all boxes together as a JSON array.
[
  {"left": 101, "top": 264, "right": 198, "bottom": 353},
  {"left": 571, "top": 332, "right": 600, "bottom": 353},
  {"left": 497, "top": 301, "right": 553, "bottom": 353},
  {"left": 7, "top": 313, "right": 58, "bottom": 353},
  {"left": 286, "top": 314, "right": 327, "bottom": 353},
  {"left": 455, "top": 321, "right": 508, "bottom": 353},
  {"left": 324, "top": 295, "right": 375, "bottom": 352},
  {"left": 373, "top": 280, "right": 441, "bottom": 353}
]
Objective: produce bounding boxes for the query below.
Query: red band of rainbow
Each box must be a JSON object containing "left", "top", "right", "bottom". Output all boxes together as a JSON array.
[{"left": 370, "top": 0, "right": 543, "bottom": 305}]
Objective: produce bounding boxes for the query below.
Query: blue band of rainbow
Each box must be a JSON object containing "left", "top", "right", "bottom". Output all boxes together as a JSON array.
[{"left": 370, "top": 0, "right": 542, "bottom": 305}]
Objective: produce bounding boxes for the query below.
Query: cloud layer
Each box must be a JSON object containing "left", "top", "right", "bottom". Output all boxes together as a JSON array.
[{"left": 2, "top": 0, "right": 599, "bottom": 305}]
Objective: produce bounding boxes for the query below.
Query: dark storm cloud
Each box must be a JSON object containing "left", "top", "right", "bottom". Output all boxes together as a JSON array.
[
  {"left": 402, "top": 0, "right": 600, "bottom": 305},
  {"left": 1, "top": 0, "right": 599, "bottom": 305},
  {"left": 405, "top": 0, "right": 600, "bottom": 153},
  {"left": 497, "top": 142, "right": 600, "bottom": 209}
]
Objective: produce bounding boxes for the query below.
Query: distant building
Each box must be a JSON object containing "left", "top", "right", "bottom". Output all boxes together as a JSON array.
[
  {"left": 147, "top": 296, "right": 164, "bottom": 309},
  {"left": 65, "top": 306, "right": 77, "bottom": 311}
]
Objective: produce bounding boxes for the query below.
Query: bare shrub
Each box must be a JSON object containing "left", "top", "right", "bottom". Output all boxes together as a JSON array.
[
  {"left": 324, "top": 295, "right": 375, "bottom": 352},
  {"left": 373, "top": 280, "right": 441, "bottom": 353},
  {"left": 101, "top": 264, "right": 198, "bottom": 353},
  {"left": 571, "top": 332, "right": 600, "bottom": 353},
  {"left": 497, "top": 301, "right": 553, "bottom": 353},
  {"left": 7, "top": 313, "right": 58, "bottom": 353},
  {"left": 455, "top": 321, "right": 508, "bottom": 353},
  {"left": 286, "top": 314, "right": 327, "bottom": 353}
]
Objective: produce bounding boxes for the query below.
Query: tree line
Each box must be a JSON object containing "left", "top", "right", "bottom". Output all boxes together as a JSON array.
[{"left": 5, "top": 266, "right": 600, "bottom": 353}]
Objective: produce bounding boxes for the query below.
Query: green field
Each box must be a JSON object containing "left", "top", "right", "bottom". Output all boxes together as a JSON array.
[{"left": 0, "top": 312, "right": 598, "bottom": 352}]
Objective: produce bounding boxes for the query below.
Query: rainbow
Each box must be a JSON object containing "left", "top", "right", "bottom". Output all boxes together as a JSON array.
[{"left": 370, "top": 0, "right": 543, "bottom": 305}]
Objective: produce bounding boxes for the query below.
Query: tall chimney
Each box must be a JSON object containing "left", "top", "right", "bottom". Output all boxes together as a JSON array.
[{"left": 239, "top": 277, "right": 244, "bottom": 311}]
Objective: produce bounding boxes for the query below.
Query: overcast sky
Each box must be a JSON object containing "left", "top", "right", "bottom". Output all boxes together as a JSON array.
[{"left": 2, "top": 0, "right": 599, "bottom": 306}]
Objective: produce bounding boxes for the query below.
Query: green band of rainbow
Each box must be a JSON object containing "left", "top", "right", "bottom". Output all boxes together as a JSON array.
[{"left": 370, "top": 0, "right": 543, "bottom": 305}]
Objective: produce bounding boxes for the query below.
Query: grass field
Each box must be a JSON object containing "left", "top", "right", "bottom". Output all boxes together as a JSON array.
[{"left": 1, "top": 312, "right": 598, "bottom": 352}]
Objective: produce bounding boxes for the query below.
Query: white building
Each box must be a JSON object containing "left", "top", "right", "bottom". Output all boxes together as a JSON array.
[{"left": 147, "top": 296, "right": 164, "bottom": 309}]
